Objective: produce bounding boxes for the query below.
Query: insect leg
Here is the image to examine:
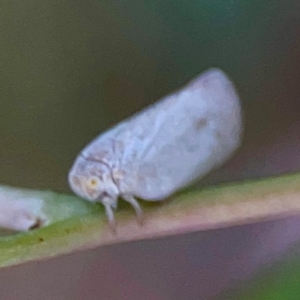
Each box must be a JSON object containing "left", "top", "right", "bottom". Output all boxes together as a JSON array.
[
  {"left": 103, "top": 202, "right": 117, "bottom": 233},
  {"left": 122, "top": 195, "right": 144, "bottom": 225}
]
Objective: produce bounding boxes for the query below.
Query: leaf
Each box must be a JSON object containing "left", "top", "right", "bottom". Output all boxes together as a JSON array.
[{"left": 1, "top": 172, "right": 300, "bottom": 268}]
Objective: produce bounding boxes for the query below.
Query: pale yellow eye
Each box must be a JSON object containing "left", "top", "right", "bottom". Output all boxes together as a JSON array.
[{"left": 86, "top": 176, "right": 101, "bottom": 189}]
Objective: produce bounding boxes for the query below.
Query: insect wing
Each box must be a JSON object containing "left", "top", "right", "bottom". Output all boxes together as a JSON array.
[{"left": 126, "top": 68, "right": 242, "bottom": 200}]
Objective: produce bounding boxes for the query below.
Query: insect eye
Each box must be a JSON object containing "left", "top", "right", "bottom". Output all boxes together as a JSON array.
[{"left": 86, "top": 176, "right": 101, "bottom": 189}]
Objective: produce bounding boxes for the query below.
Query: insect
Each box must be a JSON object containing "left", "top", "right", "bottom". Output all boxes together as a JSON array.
[{"left": 68, "top": 68, "right": 243, "bottom": 227}]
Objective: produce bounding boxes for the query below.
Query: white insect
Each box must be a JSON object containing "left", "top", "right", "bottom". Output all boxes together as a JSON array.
[{"left": 68, "top": 68, "right": 243, "bottom": 226}]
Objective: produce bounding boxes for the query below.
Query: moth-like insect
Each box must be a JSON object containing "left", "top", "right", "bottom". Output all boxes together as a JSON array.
[{"left": 68, "top": 68, "right": 243, "bottom": 226}]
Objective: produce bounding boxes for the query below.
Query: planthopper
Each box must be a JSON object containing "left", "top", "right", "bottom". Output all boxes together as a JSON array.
[{"left": 68, "top": 68, "right": 243, "bottom": 228}]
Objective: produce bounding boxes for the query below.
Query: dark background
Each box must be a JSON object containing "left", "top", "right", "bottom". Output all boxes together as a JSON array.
[{"left": 1, "top": 1, "right": 300, "bottom": 299}]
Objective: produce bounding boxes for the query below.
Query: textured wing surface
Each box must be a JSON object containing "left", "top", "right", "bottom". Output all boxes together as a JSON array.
[
  {"left": 126, "top": 68, "right": 243, "bottom": 200},
  {"left": 81, "top": 69, "right": 242, "bottom": 201}
]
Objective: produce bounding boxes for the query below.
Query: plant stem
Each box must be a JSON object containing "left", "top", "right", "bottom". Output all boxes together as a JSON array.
[{"left": 1, "top": 172, "right": 300, "bottom": 268}]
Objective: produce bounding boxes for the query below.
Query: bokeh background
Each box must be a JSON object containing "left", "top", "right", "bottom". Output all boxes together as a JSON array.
[{"left": 1, "top": 1, "right": 300, "bottom": 299}]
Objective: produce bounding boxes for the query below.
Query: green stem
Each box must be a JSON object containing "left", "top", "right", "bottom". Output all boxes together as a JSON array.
[{"left": 1, "top": 172, "right": 300, "bottom": 268}]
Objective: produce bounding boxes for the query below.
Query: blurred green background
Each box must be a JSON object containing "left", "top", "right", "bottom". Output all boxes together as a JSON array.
[
  {"left": 2, "top": 0, "right": 300, "bottom": 192},
  {"left": 1, "top": 1, "right": 300, "bottom": 299}
]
